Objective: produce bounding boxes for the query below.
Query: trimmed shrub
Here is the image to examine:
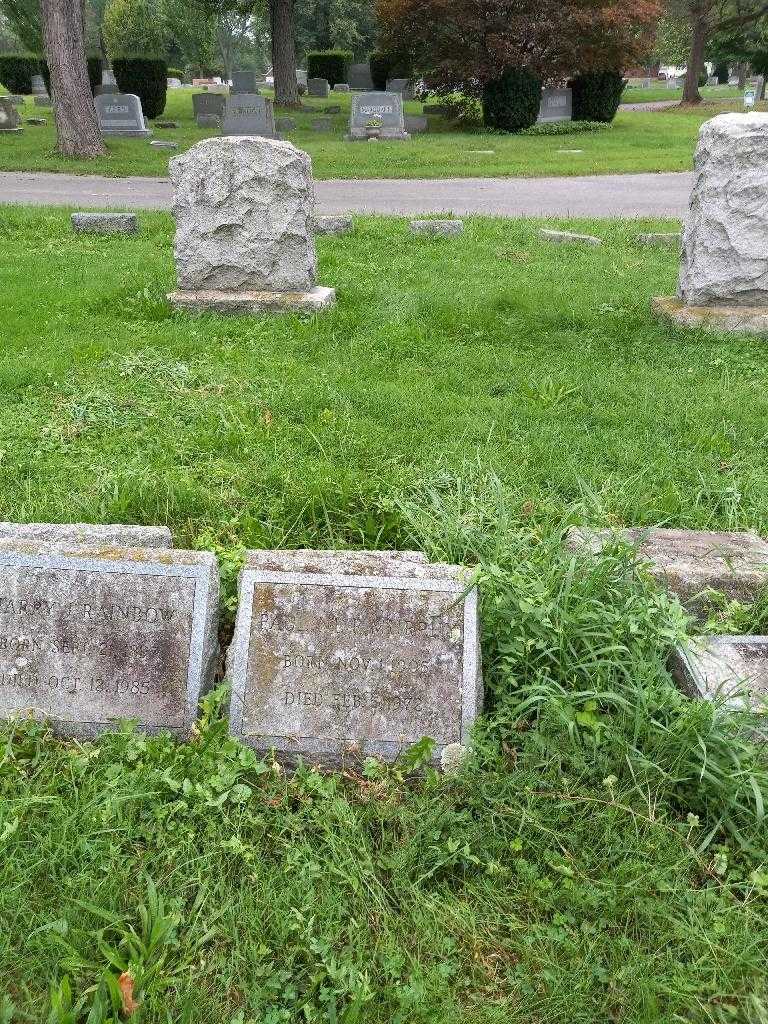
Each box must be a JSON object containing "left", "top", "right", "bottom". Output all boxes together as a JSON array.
[
  {"left": 306, "top": 50, "right": 353, "bottom": 88},
  {"left": 167, "top": 66, "right": 184, "bottom": 80},
  {"left": 41, "top": 56, "right": 102, "bottom": 97},
  {"left": 569, "top": 70, "right": 625, "bottom": 123},
  {"left": 481, "top": 68, "right": 541, "bottom": 132},
  {"left": 0, "top": 54, "right": 41, "bottom": 94},
  {"left": 112, "top": 57, "right": 167, "bottom": 118},
  {"left": 369, "top": 51, "right": 407, "bottom": 90}
]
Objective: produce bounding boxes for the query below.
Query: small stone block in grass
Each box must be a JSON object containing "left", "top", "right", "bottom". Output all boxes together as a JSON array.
[
  {"left": 670, "top": 636, "right": 768, "bottom": 716},
  {"left": 0, "top": 543, "right": 219, "bottom": 740},
  {"left": 637, "top": 232, "right": 681, "bottom": 247},
  {"left": 72, "top": 212, "right": 138, "bottom": 235},
  {"left": 150, "top": 140, "right": 179, "bottom": 149},
  {"left": 156, "top": 120, "right": 179, "bottom": 128},
  {"left": 567, "top": 526, "right": 768, "bottom": 615},
  {"left": 0, "top": 523, "right": 172, "bottom": 549},
  {"left": 226, "top": 549, "right": 482, "bottom": 765},
  {"left": 25, "top": 117, "right": 46, "bottom": 126},
  {"left": 7, "top": 95, "right": 23, "bottom": 105},
  {"left": 652, "top": 295, "right": 768, "bottom": 337},
  {"left": 313, "top": 215, "right": 353, "bottom": 236},
  {"left": 540, "top": 228, "right": 602, "bottom": 246},
  {"left": 168, "top": 287, "right": 336, "bottom": 315},
  {"left": 410, "top": 219, "right": 464, "bottom": 237}
]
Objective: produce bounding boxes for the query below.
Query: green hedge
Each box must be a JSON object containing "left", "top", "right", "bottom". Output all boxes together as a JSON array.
[
  {"left": 569, "top": 70, "right": 625, "bottom": 123},
  {"left": 369, "top": 51, "right": 410, "bottom": 90},
  {"left": 167, "top": 66, "right": 184, "bottom": 81},
  {"left": 482, "top": 68, "right": 542, "bottom": 132},
  {"left": 41, "top": 56, "right": 102, "bottom": 97},
  {"left": 306, "top": 50, "right": 352, "bottom": 87},
  {"left": 112, "top": 57, "right": 167, "bottom": 118},
  {"left": 0, "top": 54, "right": 41, "bottom": 94}
]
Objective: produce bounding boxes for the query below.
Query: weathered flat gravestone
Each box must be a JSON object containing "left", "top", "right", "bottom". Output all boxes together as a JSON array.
[
  {"left": 322, "top": 103, "right": 341, "bottom": 114},
  {"left": 232, "top": 70, "right": 258, "bottom": 94},
  {"left": 567, "top": 527, "right": 768, "bottom": 614},
  {"left": 404, "top": 114, "right": 427, "bottom": 133},
  {"left": 540, "top": 228, "right": 601, "bottom": 245},
  {"left": 156, "top": 120, "right": 179, "bottom": 129},
  {"left": 30, "top": 74, "right": 48, "bottom": 98},
  {"left": 670, "top": 636, "right": 768, "bottom": 714},
  {"left": 221, "top": 93, "right": 277, "bottom": 137},
  {"left": 0, "top": 97, "right": 22, "bottom": 133},
  {"left": 72, "top": 212, "right": 138, "bottom": 235},
  {"left": 308, "top": 77, "right": 330, "bottom": 98},
  {"left": 192, "top": 92, "right": 226, "bottom": 127},
  {"left": 347, "top": 91, "right": 408, "bottom": 141},
  {"left": 410, "top": 219, "right": 463, "bottom": 237},
  {"left": 313, "top": 215, "right": 353, "bottom": 235},
  {"left": 227, "top": 550, "right": 482, "bottom": 764},
  {"left": 0, "top": 544, "right": 219, "bottom": 739},
  {"left": 95, "top": 93, "right": 151, "bottom": 137},
  {"left": 538, "top": 87, "right": 572, "bottom": 123},
  {"left": 348, "top": 63, "right": 374, "bottom": 90},
  {"left": 25, "top": 117, "right": 46, "bottom": 126},
  {"left": 168, "top": 136, "right": 335, "bottom": 315},
  {"left": 0, "top": 523, "right": 171, "bottom": 548},
  {"left": 296, "top": 70, "right": 308, "bottom": 88}
]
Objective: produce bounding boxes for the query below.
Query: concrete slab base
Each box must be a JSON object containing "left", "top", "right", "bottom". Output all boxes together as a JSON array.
[
  {"left": 168, "top": 285, "right": 336, "bottom": 315},
  {"left": 652, "top": 295, "right": 768, "bottom": 336}
]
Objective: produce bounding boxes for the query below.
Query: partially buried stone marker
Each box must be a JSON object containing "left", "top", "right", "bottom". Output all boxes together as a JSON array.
[
  {"left": 227, "top": 550, "right": 482, "bottom": 764},
  {"left": 0, "top": 523, "right": 171, "bottom": 548},
  {"left": 670, "top": 635, "right": 768, "bottom": 715},
  {"left": 167, "top": 136, "right": 335, "bottom": 315},
  {"left": 0, "top": 545, "right": 219, "bottom": 738},
  {"left": 72, "top": 212, "right": 138, "bottom": 235}
]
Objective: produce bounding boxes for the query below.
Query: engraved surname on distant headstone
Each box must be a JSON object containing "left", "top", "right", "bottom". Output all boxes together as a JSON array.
[
  {"left": 95, "top": 92, "right": 150, "bottom": 137},
  {"left": 348, "top": 91, "right": 408, "bottom": 140},
  {"left": 228, "top": 551, "right": 481, "bottom": 762},
  {"left": 221, "top": 93, "right": 277, "bottom": 137},
  {"left": 537, "top": 87, "right": 572, "bottom": 123},
  {"left": 0, "top": 547, "right": 218, "bottom": 738}
]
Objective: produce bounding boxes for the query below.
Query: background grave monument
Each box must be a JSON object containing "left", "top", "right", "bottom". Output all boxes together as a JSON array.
[
  {"left": 348, "top": 62, "right": 374, "bottom": 90},
  {"left": 193, "top": 91, "right": 226, "bottom": 127},
  {"left": 538, "top": 87, "right": 572, "bottom": 123},
  {"left": 167, "top": 136, "right": 335, "bottom": 314},
  {"left": 347, "top": 91, "right": 409, "bottom": 141},
  {"left": 653, "top": 113, "right": 768, "bottom": 334},
  {"left": 231, "top": 70, "right": 258, "bottom": 94},
  {"left": 0, "top": 97, "right": 22, "bottom": 133},
  {"left": 227, "top": 549, "right": 482, "bottom": 764},
  {"left": 0, "top": 544, "right": 218, "bottom": 739},
  {"left": 221, "top": 93, "right": 278, "bottom": 138},
  {"left": 95, "top": 93, "right": 151, "bottom": 137},
  {"left": 308, "top": 78, "right": 330, "bottom": 98}
]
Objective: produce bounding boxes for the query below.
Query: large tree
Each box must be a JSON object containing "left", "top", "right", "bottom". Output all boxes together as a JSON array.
[
  {"left": 269, "top": 0, "right": 299, "bottom": 105},
  {"left": 679, "top": 0, "right": 768, "bottom": 102},
  {"left": 377, "top": 0, "right": 660, "bottom": 95},
  {"left": 40, "top": 0, "right": 105, "bottom": 157}
]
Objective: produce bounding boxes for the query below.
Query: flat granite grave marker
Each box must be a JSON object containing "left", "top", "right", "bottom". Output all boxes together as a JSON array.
[
  {"left": 670, "top": 635, "right": 768, "bottom": 715},
  {"left": 30, "top": 74, "right": 49, "bottom": 98},
  {"left": 0, "top": 545, "right": 219, "bottom": 739},
  {"left": 227, "top": 550, "right": 482, "bottom": 764},
  {"left": 347, "top": 91, "right": 408, "bottom": 141},
  {"left": 537, "top": 87, "right": 572, "bottom": 123},
  {"left": 72, "top": 212, "right": 139, "bottom": 235},
  {"left": 95, "top": 93, "right": 151, "bottom": 137},
  {"left": 348, "top": 62, "right": 374, "bottom": 90},
  {"left": 192, "top": 92, "right": 226, "bottom": 127},
  {"left": 0, "top": 523, "right": 171, "bottom": 548},
  {"left": 567, "top": 527, "right": 768, "bottom": 614},
  {"left": 221, "top": 93, "right": 278, "bottom": 137}
]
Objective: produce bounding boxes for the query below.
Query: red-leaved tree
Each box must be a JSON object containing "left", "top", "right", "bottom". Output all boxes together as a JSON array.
[{"left": 377, "top": 0, "right": 661, "bottom": 94}]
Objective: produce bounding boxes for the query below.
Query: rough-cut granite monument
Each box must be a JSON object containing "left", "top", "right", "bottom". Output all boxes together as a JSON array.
[
  {"left": 0, "top": 543, "right": 219, "bottom": 739},
  {"left": 653, "top": 114, "right": 768, "bottom": 334},
  {"left": 227, "top": 550, "right": 482, "bottom": 764},
  {"left": 167, "top": 136, "right": 335, "bottom": 314},
  {"left": 567, "top": 527, "right": 768, "bottom": 615}
]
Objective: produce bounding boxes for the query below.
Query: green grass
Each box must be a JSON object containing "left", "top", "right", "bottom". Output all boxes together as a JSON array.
[
  {"left": 1, "top": 208, "right": 767, "bottom": 1022},
  {"left": 0, "top": 87, "right": 761, "bottom": 179},
  {"left": 621, "top": 83, "right": 743, "bottom": 104}
]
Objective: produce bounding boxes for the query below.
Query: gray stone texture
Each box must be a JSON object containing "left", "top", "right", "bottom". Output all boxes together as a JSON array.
[
  {"left": 6, "top": 95, "right": 23, "bottom": 105},
  {"left": 168, "top": 287, "right": 335, "bottom": 315},
  {"left": 670, "top": 635, "right": 768, "bottom": 713},
  {"left": 30, "top": 74, "right": 48, "bottom": 97},
  {"left": 679, "top": 114, "right": 768, "bottom": 307},
  {"left": 410, "top": 219, "right": 464, "bottom": 236},
  {"left": 308, "top": 78, "right": 330, "bottom": 98},
  {"left": 72, "top": 212, "right": 138, "bottom": 235},
  {"left": 404, "top": 115, "right": 428, "bottom": 133},
  {"left": 313, "top": 215, "right": 353, "bottom": 235},
  {"left": 95, "top": 93, "right": 151, "bottom": 137},
  {"left": 221, "top": 94, "right": 277, "bottom": 138},
  {"left": 333, "top": 83, "right": 350, "bottom": 92},
  {"left": 538, "top": 87, "right": 572, "bottom": 123},
  {"left": 0, "top": 544, "right": 219, "bottom": 739},
  {"left": 231, "top": 70, "right": 258, "bottom": 94},
  {"left": 25, "top": 117, "right": 46, "bottom": 126},
  {"left": 0, "top": 523, "right": 172, "bottom": 548},
  {"left": 348, "top": 62, "right": 374, "bottom": 90},
  {"left": 150, "top": 140, "right": 179, "bottom": 149},
  {"left": 193, "top": 92, "right": 225, "bottom": 127},
  {"left": 567, "top": 527, "right": 768, "bottom": 614},
  {"left": 348, "top": 91, "right": 408, "bottom": 141},
  {"left": 156, "top": 120, "right": 179, "bottom": 129},
  {"left": 168, "top": 136, "right": 318, "bottom": 294},
  {"left": 540, "top": 228, "right": 602, "bottom": 245},
  {"left": 652, "top": 295, "right": 768, "bottom": 336},
  {"left": 0, "top": 97, "right": 22, "bottom": 132},
  {"left": 227, "top": 549, "right": 482, "bottom": 764}
]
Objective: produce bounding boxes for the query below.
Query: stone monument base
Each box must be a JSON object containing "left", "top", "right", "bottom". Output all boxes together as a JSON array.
[
  {"left": 345, "top": 132, "right": 409, "bottom": 142},
  {"left": 652, "top": 295, "right": 768, "bottom": 337},
  {"left": 102, "top": 128, "right": 152, "bottom": 138},
  {"left": 168, "top": 286, "right": 336, "bottom": 315}
]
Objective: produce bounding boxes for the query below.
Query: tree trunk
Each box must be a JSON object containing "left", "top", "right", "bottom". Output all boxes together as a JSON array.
[
  {"left": 40, "top": 0, "right": 105, "bottom": 158},
  {"left": 682, "top": 6, "right": 708, "bottom": 104},
  {"left": 270, "top": 0, "right": 300, "bottom": 108},
  {"left": 737, "top": 62, "right": 748, "bottom": 89}
]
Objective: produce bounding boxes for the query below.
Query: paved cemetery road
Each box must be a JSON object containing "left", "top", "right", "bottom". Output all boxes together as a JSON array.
[{"left": 0, "top": 170, "right": 693, "bottom": 218}]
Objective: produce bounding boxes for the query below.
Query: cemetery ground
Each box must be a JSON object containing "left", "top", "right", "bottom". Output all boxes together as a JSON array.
[
  {"left": 2, "top": 205, "right": 768, "bottom": 1022},
  {"left": 0, "top": 86, "right": 762, "bottom": 181}
]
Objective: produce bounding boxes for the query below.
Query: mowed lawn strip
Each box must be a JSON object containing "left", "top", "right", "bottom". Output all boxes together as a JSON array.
[{"left": 0, "top": 87, "right": 762, "bottom": 179}]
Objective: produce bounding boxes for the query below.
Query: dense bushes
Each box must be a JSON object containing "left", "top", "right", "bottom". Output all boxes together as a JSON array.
[
  {"left": 482, "top": 68, "right": 541, "bottom": 132},
  {"left": 714, "top": 60, "right": 729, "bottom": 84},
  {"left": 369, "top": 51, "right": 411, "bottom": 90},
  {"left": 167, "top": 66, "right": 184, "bottom": 81},
  {"left": 570, "top": 70, "right": 625, "bottom": 122},
  {"left": 112, "top": 57, "right": 167, "bottom": 118},
  {"left": 306, "top": 50, "right": 353, "bottom": 87},
  {"left": 0, "top": 54, "right": 41, "bottom": 94}
]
